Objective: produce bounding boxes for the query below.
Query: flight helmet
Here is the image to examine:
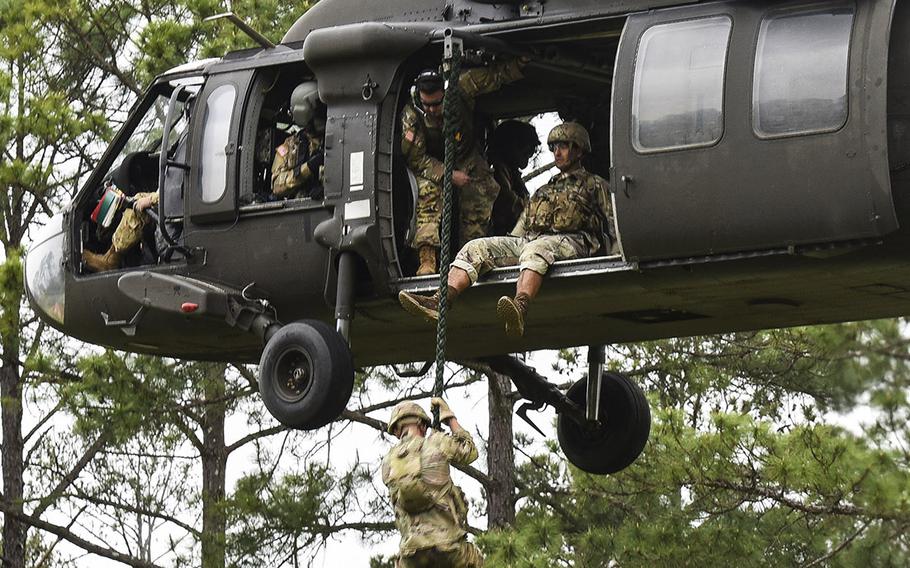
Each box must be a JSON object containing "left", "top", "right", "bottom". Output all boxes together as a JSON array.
[
  {"left": 291, "top": 81, "right": 320, "bottom": 126},
  {"left": 547, "top": 122, "right": 592, "bottom": 153},
  {"left": 387, "top": 401, "right": 430, "bottom": 434}
]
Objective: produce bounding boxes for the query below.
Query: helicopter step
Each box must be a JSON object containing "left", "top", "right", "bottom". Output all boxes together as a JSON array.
[
  {"left": 117, "top": 271, "right": 355, "bottom": 430},
  {"left": 485, "top": 347, "right": 650, "bottom": 475}
]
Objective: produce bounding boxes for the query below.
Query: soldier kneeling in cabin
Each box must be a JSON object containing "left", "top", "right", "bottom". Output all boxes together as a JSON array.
[
  {"left": 398, "top": 122, "right": 613, "bottom": 337},
  {"left": 383, "top": 399, "right": 483, "bottom": 568}
]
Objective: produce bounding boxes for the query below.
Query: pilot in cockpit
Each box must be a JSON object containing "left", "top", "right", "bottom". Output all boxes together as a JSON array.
[
  {"left": 82, "top": 93, "right": 193, "bottom": 273},
  {"left": 82, "top": 165, "right": 160, "bottom": 273}
]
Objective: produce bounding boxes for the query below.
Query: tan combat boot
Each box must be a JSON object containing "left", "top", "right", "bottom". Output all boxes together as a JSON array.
[
  {"left": 415, "top": 246, "right": 438, "bottom": 276},
  {"left": 82, "top": 246, "right": 124, "bottom": 273},
  {"left": 496, "top": 292, "right": 530, "bottom": 337},
  {"left": 398, "top": 286, "right": 457, "bottom": 321}
]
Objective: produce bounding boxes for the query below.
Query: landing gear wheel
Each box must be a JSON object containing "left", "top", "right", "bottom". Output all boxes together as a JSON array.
[
  {"left": 258, "top": 319, "right": 354, "bottom": 430},
  {"left": 557, "top": 372, "right": 650, "bottom": 474}
]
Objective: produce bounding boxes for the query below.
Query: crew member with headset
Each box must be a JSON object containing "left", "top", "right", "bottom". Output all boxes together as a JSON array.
[
  {"left": 401, "top": 57, "right": 527, "bottom": 276},
  {"left": 271, "top": 80, "right": 326, "bottom": 200}
]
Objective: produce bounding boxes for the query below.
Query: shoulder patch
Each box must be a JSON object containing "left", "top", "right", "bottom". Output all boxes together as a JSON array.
[
  {"left": 405, "top": 130, "right": 415, "bottom": 143},
  {"left": 276, "top": 144, "right": 288, "bottom": 158}
]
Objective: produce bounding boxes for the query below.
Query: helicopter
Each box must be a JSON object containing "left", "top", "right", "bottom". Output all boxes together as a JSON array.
[{"left": 23, "top": 0, "right": 910, "bottom": 474}]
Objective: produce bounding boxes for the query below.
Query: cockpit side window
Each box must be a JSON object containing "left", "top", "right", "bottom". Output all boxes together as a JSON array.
[
  {"left": 631, "top": 16, "right": 732, "bottom": 153},
  {"left": 752, "top": 5, "right": 854, "bottom": 138}
]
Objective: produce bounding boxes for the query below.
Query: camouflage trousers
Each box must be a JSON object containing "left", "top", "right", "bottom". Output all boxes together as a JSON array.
[
  {"left": 451, "top": 234, "right": 588, "bottom": 283},
  {"left": 112, "top": 192, "right": 155, "bottom": 253},
  {"left": 398, "top": 539, "right": 484, "bottom": 568},
  {"left": 413, "top": 158, "right": 501, "bottom": 249}
]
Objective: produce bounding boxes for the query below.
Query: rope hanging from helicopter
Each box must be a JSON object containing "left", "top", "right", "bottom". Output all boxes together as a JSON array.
[{"left": 431, "top": 34, "right": 464, "bottom": 428}]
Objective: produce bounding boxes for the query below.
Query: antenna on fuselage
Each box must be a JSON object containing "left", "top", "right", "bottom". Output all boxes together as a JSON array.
[{"left": 203, "top": 12, "right": 276, "bottom": 49}]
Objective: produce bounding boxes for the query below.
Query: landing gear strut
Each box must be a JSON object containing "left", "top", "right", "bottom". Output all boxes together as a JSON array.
[
  {"left": 257, "top": 251, "right": 358, "bottom": 430},
  {"left": 486, "top": 345, "right": 650, "bottom": 475}
]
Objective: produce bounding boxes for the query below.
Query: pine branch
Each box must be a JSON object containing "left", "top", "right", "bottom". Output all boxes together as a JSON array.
[
  {"left": 0, "top": 500, "right": 165, "bottom": 568},
  {"left": 699, "top": 479, "right": 910, "bottom": 522},
  {"left": 800, "top": 520, "right": 869, "bottom": 567},
  {"left": 33, "top": 427, "right": 113, "bottom": 517},
  {"left": 65, "top": 491, "right": 200, "bottom": 538},
  {"left": 226, "top": 425, "right": 287, "bottom": 455}
]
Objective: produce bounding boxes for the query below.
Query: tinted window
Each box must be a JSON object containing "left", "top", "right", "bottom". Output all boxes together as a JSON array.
[
  {"left": 200, "top": 84, "right": 236, "bottom": 203},
  {"left": 633, "top": 17, "right": 732, "bottom": 152},
  {"left": 753, "top": 7, "right": 853, "bottom": 137}
]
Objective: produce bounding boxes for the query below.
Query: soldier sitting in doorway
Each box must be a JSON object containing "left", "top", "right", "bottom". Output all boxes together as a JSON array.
[
  {"left": 401, "top": 57, "right": 527, "bottom": 276},
  {"left": 383, "top": 398, "right": 483, "bottom": 568},
  {"left": 271, "top": 81, "right": 326, "bottom": 200},
  {"left": 398, "top": 122, "right": 613, "bottom": 337},
  {"left": 487, "top": 120, "right": 539, "bottom": 236}
]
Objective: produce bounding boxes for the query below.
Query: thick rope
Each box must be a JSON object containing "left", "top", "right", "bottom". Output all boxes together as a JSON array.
[{"left": 432, "top": 44, "right": 463, "bottom": 428}]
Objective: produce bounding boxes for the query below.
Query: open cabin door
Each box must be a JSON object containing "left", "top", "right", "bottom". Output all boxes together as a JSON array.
[{"left": 611, "top": 0, "right": 897, "bottom": 262}]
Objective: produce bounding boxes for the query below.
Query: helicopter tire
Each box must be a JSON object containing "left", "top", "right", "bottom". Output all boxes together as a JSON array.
[
  {"left": 556, "top": 371, "right": 650, "bottom": 475},
  {"left": 258, "top": 319, "right": 354, "bottom": 430}
]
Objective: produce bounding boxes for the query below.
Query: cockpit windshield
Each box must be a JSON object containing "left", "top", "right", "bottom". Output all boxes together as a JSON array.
[{"left": 103, "top": 82, "right": 198, "bottom": 189}]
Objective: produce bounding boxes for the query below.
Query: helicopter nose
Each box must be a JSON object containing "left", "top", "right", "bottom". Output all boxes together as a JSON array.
[{"left": 24, "top": 213, "right": 66, "bottom": 325}]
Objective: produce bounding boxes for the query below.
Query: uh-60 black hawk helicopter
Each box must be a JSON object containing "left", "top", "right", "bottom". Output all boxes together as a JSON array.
[{"left": 23, "top": 0, "right": 910, "bottom": 474}]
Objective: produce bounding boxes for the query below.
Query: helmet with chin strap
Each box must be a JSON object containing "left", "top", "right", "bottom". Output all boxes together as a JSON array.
[
  {"left": 387, "top": 401, "right": 430, "bottom": 434},
  {"left": 547, "top": 122, "right": 592, "bottom": 153}
]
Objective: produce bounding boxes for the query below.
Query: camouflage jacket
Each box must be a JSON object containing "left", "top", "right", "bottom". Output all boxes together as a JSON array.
[
  {"left": 514, "top": 165, "right": 613, "bottom": 253},
  {"left": 401, "top": 59, "right": 524, "bottom": 184},
  {"left": 382, "top": 429, "right": 479, "bottom": 554},
  {"left": 271, "top": 129, "right": 324, "bottom": 199}
]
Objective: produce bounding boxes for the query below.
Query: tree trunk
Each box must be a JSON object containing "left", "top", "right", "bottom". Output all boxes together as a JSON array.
[
  {"left": 486, "top": 370, "right": 515, "bottom": 528},
  {"left": 1, "top": 261, "right": 25, "bottom": 567},
  {"left": 200, "top": 363, "right": 228, "bottom": 568}
]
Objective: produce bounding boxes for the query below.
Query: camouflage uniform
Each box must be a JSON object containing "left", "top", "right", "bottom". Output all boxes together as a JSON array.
[
  {"left": 113, "top": 191, "right": 159, "bottom": 252},
  {"left": 382, "top": 429, "right": 483, "bottom": 568},
  {"left": 451, "top": 165, "right": 612, "bottom": 282},
  {"left": 271, "top": 129, "right": 324, "bottom": 199},
  {"left": 401, "top": 59, "right": 525, "bottom": 248}
]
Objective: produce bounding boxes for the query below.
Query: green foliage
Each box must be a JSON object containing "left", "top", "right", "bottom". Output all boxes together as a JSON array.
[
  {"left": 226, "top": 459, "right": 382, "bottom": 566},
  {"left": 0, "top": 248, "right": 23, "bottom": 341},
  {"left": 484, "top": 320, "right": 910, "bottom": 567}
]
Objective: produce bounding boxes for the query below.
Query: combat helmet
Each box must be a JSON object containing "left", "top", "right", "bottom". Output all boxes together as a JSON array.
[
  {"left": 548, "top": 122, "right": 592, "bottom": 153},
  {"left": 387, "top": 401, "right": 430, "bottom": 434},
  {"left": 290, "top": 81, "right": 320, "bottom": 126}
]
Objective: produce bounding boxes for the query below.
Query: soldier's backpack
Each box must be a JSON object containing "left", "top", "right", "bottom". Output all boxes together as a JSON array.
[{"left": 383, "top": 437, "right": 451, "bottom": 514}]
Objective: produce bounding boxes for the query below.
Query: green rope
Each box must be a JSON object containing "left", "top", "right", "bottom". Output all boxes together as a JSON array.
[{"left": 432, "top": 43, "right": 463, "bottom": 429}]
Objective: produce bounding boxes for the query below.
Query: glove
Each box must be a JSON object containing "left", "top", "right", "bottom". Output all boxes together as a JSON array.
[
  {"left": 305, "top": 151, "right": 324, "bottom": 176},
  {"left": 431, "top": 397, "right": 455, "bottom": 423}
]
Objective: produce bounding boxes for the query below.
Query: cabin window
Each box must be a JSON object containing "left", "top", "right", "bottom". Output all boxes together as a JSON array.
[
  {"left": 632, "top": 16, "right": 732, "bottom": 153},
  {"left": 752, "top": 6, "right": 854, "bottom": 138},
  {"left": 199, "top": 84, "right": 237, "bottom": 203}
]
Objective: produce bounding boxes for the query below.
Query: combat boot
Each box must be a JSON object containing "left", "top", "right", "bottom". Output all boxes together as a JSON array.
[
  {"left": 496, "top": 292, "right": 530, "bottom": 337},
  {"left": 82, "top": 246, "right": 124, "bottom": 273},
  {"left": 398, "top": 286, "right": 457, "bottom": 321},
  {"left": 416, "top": 246, "right": 438, "bottom": 276}
]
